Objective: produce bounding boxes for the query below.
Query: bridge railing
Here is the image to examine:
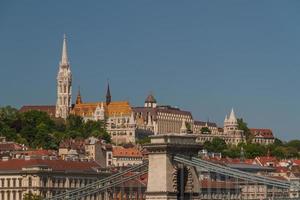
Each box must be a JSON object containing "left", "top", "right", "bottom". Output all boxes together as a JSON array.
[{"left": 174, "top": 155, "right": 299, "bottom": 190}]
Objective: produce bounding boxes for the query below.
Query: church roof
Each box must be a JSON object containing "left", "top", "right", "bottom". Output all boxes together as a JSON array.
[{"left": 72, "top": 101, "right": 132, "bottom": 117}]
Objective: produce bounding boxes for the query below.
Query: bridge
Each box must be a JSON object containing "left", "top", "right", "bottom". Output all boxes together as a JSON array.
[{"left": 45, "top": 134, "right": 300, "bottom": 200}]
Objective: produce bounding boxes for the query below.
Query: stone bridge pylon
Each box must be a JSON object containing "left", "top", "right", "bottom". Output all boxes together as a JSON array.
[{"left": 144, "top": 134, "right": 202, "bottom": 200}]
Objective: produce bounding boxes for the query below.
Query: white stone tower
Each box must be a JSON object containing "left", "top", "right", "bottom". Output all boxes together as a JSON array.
[
  {"left": 55, "top": 34, "right": 72, "bottom": 119},
  {"left": 224, "top": 108, "right": 238, "bottom": 133}
]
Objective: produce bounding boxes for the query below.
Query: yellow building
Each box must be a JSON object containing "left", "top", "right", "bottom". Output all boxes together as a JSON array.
[{"left": 70, "top": 85, "right": 136, "bottom": 144}]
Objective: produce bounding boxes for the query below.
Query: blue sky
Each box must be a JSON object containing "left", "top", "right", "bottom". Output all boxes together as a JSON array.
[{"left": 1, "top": 1, "right": 300, "bottom": 140}]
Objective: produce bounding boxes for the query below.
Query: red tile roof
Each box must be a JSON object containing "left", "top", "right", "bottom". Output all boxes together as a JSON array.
[
  {"left": 59, "top": 139, "right": 86, "bottom": 153},
  {"left": 19, "top": 105, "right": 56, "bottom": 117},
  {"left": 113, "top": 147, "right": 142, "bottom": 158},
  {"left": 293, "top": 160, "right": 300, "bottom": 166},
  {"left": 274, "top": 166, "right": 289, "bottom": 173},
  {"left": 0, "top": 143, "right": 25, "bottom": 151},
  {"left": 255, "top": 156, "right": 278, "bottom": 166},
  {"left": 20, "top": 149, "right": 56, "bottom": 156},
  {"left": 0, "top": 158, "right": 101, "bottom": 172},
  {"left": 250, "top": 128, "right": 274, "bottom": 139}
]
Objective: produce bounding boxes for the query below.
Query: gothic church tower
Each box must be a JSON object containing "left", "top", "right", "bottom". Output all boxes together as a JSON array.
[{"left": 55, "top": 34, "right": 72, "bottom": 119}]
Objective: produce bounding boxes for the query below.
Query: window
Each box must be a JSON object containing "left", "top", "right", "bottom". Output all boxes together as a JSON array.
[
  {"left": 18, "top": 178, "right": 22, "bottom": 187},
  {"left": 28, "top": 177, "right": 32, "bottom": 187},
  {"left": 7, "top": 178, "right": 10, "bottom": 187},
  {"left": 13, "top": 178, "right": 16, "bottom": 187}
]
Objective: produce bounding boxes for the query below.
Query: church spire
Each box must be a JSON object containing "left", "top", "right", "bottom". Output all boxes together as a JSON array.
[
  {"left": 76, "top": 86, "right": 82, "bottom": 104},
  {"left": 56, "top": 34, "right": 72, "bottom": 119},
  {"left": 106, "top": 81, "right": 111, "bottom": 105},
  {"left": 61, "top": 34, "right": 69, "bottom": 67}
]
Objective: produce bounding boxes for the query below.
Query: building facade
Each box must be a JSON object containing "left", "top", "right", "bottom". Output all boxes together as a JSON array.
[
  {"left": 112, "top": 146, "right": 143, "bottom": 167},
  {"left": 0, "top": 157, "right": 108, "bottom": 200},
  {"left": 250, "top": 128, "right": 275, "bottom": 145},
  {"left": 133, "top": 94, "right": 193, "bottom": 135},
  {"left": 196, "top": 109, "right": 245, "bottom": 145},
  {"left": 71, "top": 86, "right": 136, "bottom": 144},
  {"left": 193, "top": 121, "right": 218, "bottom": 135}
]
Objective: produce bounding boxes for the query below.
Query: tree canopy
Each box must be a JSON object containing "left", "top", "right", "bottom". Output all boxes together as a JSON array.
[
  {"left": 0, "top": 106, "right": 110, "bottom": 150},
  {"left": 200, "top": 127, "right": 211, "bottom": 134}
]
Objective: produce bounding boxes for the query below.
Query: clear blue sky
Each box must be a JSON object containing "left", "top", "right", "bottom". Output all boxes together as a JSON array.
[{"left": 1, "top": 1, "right": 300, "bottom": 140}]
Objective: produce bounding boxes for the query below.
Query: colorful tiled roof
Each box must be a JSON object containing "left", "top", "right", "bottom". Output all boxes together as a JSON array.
[
  {"left": 113, "top": 146, "right": 142, "bottom": 158},
  {"left": 250, "top": 128, "right": 274, "bottom": 139},
  {"left": 0, "top": 158, "right": 102, "bottom": 172},
  {"left": 72, "top": 101, "right": 132, "bottom": 117}
]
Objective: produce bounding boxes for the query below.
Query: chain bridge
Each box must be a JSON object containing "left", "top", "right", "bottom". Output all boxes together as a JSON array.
[{"left": 45, "top": 134, "right": 300, "bottom": 200}]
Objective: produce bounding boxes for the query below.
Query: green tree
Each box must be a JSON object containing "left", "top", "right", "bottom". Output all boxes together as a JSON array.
[
  {"left": 286, "top": 140, "right": 300, "bottom": 152},
  {"left": 204, "top": 137, "right": 227, "bottom": 153},
  {"left": 274, "top": 138, "right": 283, "bottom": 146},
  {"left": 84, "top": 120, "right": 106, "bottom": 138},
  {"left": 223, "top": 145, "right": 240, "bottom": 158},
  {"left": 23, "top": 193, "right": 42, "bottom": 200},
  {"left": 185, "top": 122, "right": 192, "bottom": 133},
  {"left": 101, "top": 132, "right": 111, "bottom": 143},
  {"left": 66, "top": 114, "right": 84, "bottom": 133},
  {"left": 19, "top": 110, "right": 56, "bottom": 149},
  {"left": 137, "top": 136, "right": 151, "bottom": 145},
  {"left": 237, "top": 118, "right": 251, "bottom": 142},
  {"left": 0, "top": 106, "right": 19, "bottom": 125},
  {"left": 0, "top": 106, "right": 19, "bottom": 141},
  {"left": 243, "top": 143, "right": 266, "bottom": 158},
  {"left": 200, "top": 127, "right": 211, "bottom": 134}
]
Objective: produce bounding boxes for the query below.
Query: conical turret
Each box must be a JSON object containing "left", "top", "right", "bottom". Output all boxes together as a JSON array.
[{"left": 228, "top": 108, "right": 237, "bottom": 122}]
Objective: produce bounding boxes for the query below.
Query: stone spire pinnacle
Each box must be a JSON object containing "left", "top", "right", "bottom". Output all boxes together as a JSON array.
[
  {"left": 129, "top": 112, "right": 136, "bottom": 125},
  {"left": 229, "top": 108, "right": 237, "bottom": 122},
  {"left": 180, "top": 119, "right": 187, "bottom": 134},
  {"left": 61, "top": 34, "right": 69, "bottom": 67},
  {"left": 147, "top": 113, "right": 152, "bottom": 127},
  {"left": 106, "top": 81, "right": 111, "bottom": 105},
  {"left": 76, "top": 86, "right": 82, "bottom": 104}
]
